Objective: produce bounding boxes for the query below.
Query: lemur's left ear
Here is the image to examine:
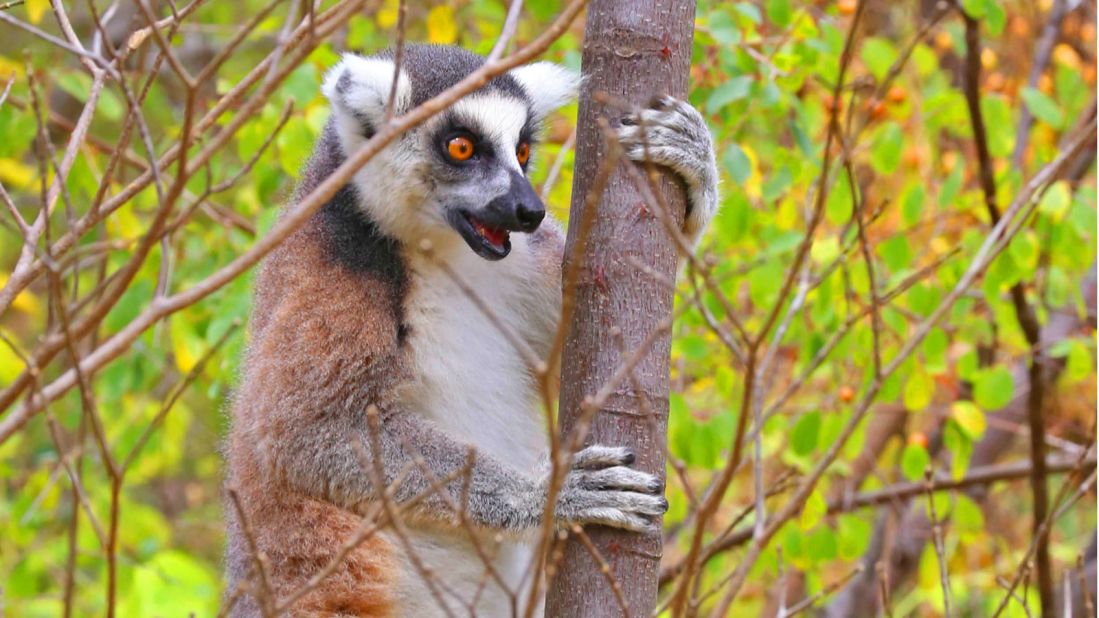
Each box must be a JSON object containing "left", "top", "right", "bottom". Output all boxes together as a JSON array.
[
  {"left": 510, "top": 62, "right": 581, "bottom": 120},
  {"left": 322, "top": 53, "right": 411, "bottom": 146}
]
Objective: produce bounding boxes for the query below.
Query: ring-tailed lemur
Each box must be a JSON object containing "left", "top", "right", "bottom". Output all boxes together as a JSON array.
[{"left": 225, "top": 44, "right": 718, "bottom": 617}]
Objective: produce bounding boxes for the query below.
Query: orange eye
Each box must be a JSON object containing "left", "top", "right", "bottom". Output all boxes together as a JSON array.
[
  {"left": 516, "top": 142, "right": 530, "bottom": 166},
  {"left": 447, "top": 136, "right": 475, "bottom": 161}
]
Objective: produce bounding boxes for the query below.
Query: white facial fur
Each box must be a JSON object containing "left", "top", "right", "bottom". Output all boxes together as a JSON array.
[
  {"left": 449, "top": 94, "right": 529, "bottom": 173},
  {"left": 509, "top": 61, "right": 582, "bottom": 120},
  {"left": 321, "top": 54, "right": 412, "bottom": 155},
  {"left": 320, "top": 53, "right": 580, "bottom": 250}
]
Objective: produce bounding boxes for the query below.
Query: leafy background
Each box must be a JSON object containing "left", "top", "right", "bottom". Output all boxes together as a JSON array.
[{"left": 0, "top": 0, "right": 1095, "bottom": 615}]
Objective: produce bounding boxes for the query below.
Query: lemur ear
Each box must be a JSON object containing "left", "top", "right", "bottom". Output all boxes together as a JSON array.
[
  {"left": 322, "top": 54, "right": 411, "bottom": 143},
  {"left": 509, "top": 62, "right": 581, "bottom": 120}
]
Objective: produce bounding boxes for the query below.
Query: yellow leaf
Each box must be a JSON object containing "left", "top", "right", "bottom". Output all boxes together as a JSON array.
[
  {"left": 25, "top": 0, "right": 49, "bottom": 24},
  {"left": 106, "top": 203, "right": 143, "bottom": 239},
  {"left": 0, "top": 274, "right": 39, "bottom": 317},
  {"left": 426, "top": 6, "right": 458, "bottom": 44},
  {"left": 376, "top": 0, "right": 399, "bottom": 28},
  {"left": 0, "top": 328, "right": 26, "bottom": 383},
  {"left": 738, "top": 144, "right": 762, "bottom": 199},
  {"left": 0, "top": 158, "right": 35, "bottom": 189},
  {"left": 1053, "top": 44, "right": 1080, "bottom": 70},
  {"left": 799, "top": 489, "right": 826, "bottom": 530},
  {"left": 0, "top": 55, "right": 25, "bottom": 79},
  {"left": 12, "top": 289, "right": 39, "bottom": 315},
  {"left": 951, "top": 401, "right": 986, "bottom": 439},
  {"left": 173, "top": 331, "right": 199, "bottom": 374}
]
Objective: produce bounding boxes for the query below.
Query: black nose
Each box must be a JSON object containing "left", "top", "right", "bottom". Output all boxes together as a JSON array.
[{"left": 515, "top": 202, "right": 545, "bottom": 232}]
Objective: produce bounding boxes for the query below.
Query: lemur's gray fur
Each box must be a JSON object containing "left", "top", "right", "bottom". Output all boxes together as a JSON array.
[{"left": 225, "top": 44, "right": 719, "bottom": 616}]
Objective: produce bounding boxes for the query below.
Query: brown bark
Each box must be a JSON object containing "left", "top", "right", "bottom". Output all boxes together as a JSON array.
[{"left": 543, "top": 1, "right": 696, "bottom": 616}]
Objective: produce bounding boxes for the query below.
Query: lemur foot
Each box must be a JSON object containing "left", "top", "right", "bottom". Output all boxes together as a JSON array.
[
  {"left": 617, "top": 95, "right": 719, "bottom": 244},
  {"left": 552, "top": 445, "right": 667, "bottom": 533}
]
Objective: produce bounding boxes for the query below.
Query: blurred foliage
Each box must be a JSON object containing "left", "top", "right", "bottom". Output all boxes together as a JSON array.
[{"left": 0, "top": 0, "right": 1095, "bottom": 616}]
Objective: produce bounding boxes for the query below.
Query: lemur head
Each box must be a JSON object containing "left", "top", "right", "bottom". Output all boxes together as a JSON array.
[{"left": 321, "top": 44, "right": 579, "bottom": 261}]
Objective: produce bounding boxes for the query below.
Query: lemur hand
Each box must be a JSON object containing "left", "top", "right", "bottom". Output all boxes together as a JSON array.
[
  {"left": 617, "top": 95, "right": 719, "bottom": 245},
  {"left": 550, "top": 445, "right": 667, "bottom": 533}
]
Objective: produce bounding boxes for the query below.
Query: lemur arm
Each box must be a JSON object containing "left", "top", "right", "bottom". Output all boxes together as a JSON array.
[
  {"left": 265, "top": 402, "right": 664, "bottom": 532},
  {"left": 243, "top": 258, "right": 663, "bottom": 534}
]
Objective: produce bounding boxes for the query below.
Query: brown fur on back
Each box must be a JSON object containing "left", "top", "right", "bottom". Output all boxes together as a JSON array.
[{"left": 225, "top": 126, "right": 410, "bottom": 617}]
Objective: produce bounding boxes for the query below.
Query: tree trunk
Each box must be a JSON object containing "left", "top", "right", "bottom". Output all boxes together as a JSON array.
[{"left": 544, "top": 2, "right": 696, "bottom": 616}]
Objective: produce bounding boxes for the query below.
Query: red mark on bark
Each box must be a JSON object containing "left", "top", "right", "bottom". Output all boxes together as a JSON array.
[
  {"left": 594, "top": 264, "right": 608, "bottom": 293},
  {"left": 659, "top": 32, "right": 678, "bottom": 60}
]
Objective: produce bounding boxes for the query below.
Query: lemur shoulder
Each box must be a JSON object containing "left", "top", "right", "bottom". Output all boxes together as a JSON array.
[{"left": 225, "top": 44, "right": 719, "bottom": 617}]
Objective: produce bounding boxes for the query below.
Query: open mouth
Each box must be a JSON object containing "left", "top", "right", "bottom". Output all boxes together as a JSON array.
[{"left": 451, "top": 211, "right": 512, "bottom": 260}]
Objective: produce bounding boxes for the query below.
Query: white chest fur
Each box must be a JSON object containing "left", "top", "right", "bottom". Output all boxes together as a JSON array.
[
  {"left": 395, "top": 238, "right": 551, "bottom": 616},
  {"left": 400, "top": 237, "right": 549, "bottom": 471}
]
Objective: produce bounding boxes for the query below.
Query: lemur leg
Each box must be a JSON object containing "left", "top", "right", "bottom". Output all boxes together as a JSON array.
[{"left": 616, "top": 95, "right": 720, "bottom": 245}]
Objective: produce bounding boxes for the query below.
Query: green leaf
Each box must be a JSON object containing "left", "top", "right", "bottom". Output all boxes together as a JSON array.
[
  {"left": 951, "top": 401, "right": 986, "bottom": 439},
  {"left": 1020, "top": 87, "right": 1065, "bottom": 129},
  {"left": 923, "top": 327, "right": 948, "bottom": 374},
  {"left": 959, "top": 0, "right": 986, "bottom": 18},
  {"left": 826, "top": 174, "right": 855, "bottom": 225},
  {"left": 901, "top": 443, "right": 930, "bottom": 481},
  {"left": 55, "top": 71, "right": 124, "bottom": 120},
  {"left": 276, "top": 117, "right": 316, "bottom": 177},
  {"left": 724, "top": 143, "right": 752, "bottom": 185},
  {"left": 870, "top": 122, "right": 903, "bottom": 174},
  {"left": 982, "top": 0, "right": 1006, "bottom": 34},
  {"left": 943, "top": 421, "right": 973, "bottom": 479},
  {"left": 1038, "top": 181, "right": 1072, "bottom": 220},
  {"left": 938, "top": 162, "right": 963, "bottom": 207},
  {"left": 980, "top": 95, "right": 1014, "bottom": 157},
  {"left": 807, "top": 526, "right": 838, "bottom": 561},
  {"left": 733, "top": 2, "right": 762, "bottom": 24},
  {"left": 678, "top": 335, "right": 709, "bottom": 360},
  {"left": 791, "top": 411, "right": 821, "bottom": 456},
  {"left": 783, "top": 523, "right": 807, "bottom": 568},
  {"left": 973, "top": 367, "right": 1014, "bottom": 410},
  {"left": 878, "top": 235, "right": 912, "bottom": 272},
  {"left": 861, "top": 37, "right": 898, "bottom": 82},
  {"left": 748, "top": 260, "right": 784, "bottom": 308},
  {"left": 953, "top": 494, "right": 985, "bottom": 537},
  {"left": 956, "top": 349, "right": 978, "bottom": 381},
  {"left": 1060, "top": 340, "right": 1094, "bottom": 386},
  {"left": 762, "top": 166, "right": 792, "bottom": 202},
  {"left": 767, "top": 0, "right": 792, "bottom": 27},
  {"left": 901, "top": 182, "right": 926, "bottom": 226},
  {"left": 706, "top": 76, "right": 754, "bottom": 113},
  {"left": 811, "top": 236, "right": 841, "bottom": 265},
  {"left": 903, "top": 370, "right": 934, "bottom": 411},
  {"left": 837, "top": 515, "right": 871, "bottom": 560},
  {"left": 717, "top": 191, "right": 752, "bottom": 241},
  {"left": 709, "top": 11, "right": 741, "bottom": 46}
]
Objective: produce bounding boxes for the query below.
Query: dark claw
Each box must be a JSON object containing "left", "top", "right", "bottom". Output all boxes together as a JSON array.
[
  {"left": 622, "top": 451, "right": 636, "bottom": 465},
  {"left": 649, "top": 94, "right": 672, "bottom": 110},
  {"left": 620, "top": 115, "right": 636, "bottom": 126},
  {"left": 659, "top": 498, "right": 669, "bottom": 511},
  {"left": 647, "top": 479, "right": 665, "bottom": 494}
]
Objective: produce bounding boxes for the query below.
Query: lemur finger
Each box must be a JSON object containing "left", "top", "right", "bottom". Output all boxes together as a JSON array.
[
  {"left": 572, "top": 445, "right": 634, "bottom": 470},
  {"left": 574, "top": 488, "right": 668, "bottom": 517},
  {"left": 570, "top": 507, "right": 654, "bottom": 533},
  {"left": 623, "top": 98, "right": 705, "bottom": 135},
  {"left": 577, "top": 466, "right": 663, "bottom": 494},
  {"left": 621, "top": 143, "right": 699, "bottom": 181},
  {"left": 616, "top": 124, "right": 683, "bottom": 148},
  {"left": 645, "top": 94, "right": 686, "bottom": 113}
]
